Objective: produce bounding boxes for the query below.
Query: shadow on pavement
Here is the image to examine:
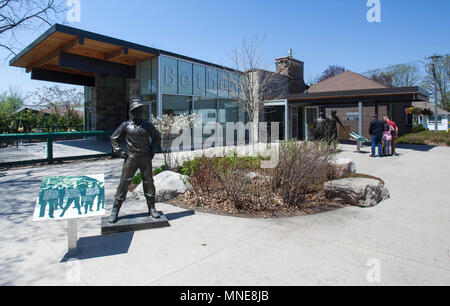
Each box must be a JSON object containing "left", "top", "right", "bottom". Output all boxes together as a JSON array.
[
  {"left": 117, "top": 210, "right": 195, "bottom": 222},
  {"left": 60, "top": 232, "right": 134, "bottom": 262},
  {"left": 396, "top": 143, "right": 436, "bottom": 152},
  {"left": 166, "top": 210, "right": 195, "bottom": 221}
]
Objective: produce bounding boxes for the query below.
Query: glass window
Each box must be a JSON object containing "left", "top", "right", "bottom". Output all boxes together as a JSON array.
[
  {"left": 161, "top": 56, "right": 178, "bottom": 94},
  {"left": 139, "top": 60, "right": 152, "bottom": 101},
  {"left": 141, "top": 102, "right": 157, "bottom": 120},
  {"left": 218, "top": 99, "right": 240, "bottom": 146},
  {"left": 229, "top": 73, "right": 239, "bottom": 99},
  {"left": 194, "top": 97, "right": 217, "bottom": 123},
  {"left": 218, "top": 99, "right": 239, "bottom": 124},
  {"left": 218, "top": 71, "right": 229, "bottom": 98},
  {"left": 193, "top": 65, "right": 206, "bottom": 96},
  {"left": 206, "top": 68, "right": 218, "bottom": 97},
  {"left": 151, "top": 57, "right": 158, "bottom": 100},
  {"left": 194, "top": 97, "right": 218, "bottom": 145},
  {"left": 178, "top": 61, "right": 193, "bottom": 95},
  {"left": 139, "top": 58, "right": 158, "bottom": 102},
  {"left": 163, "top": 95, "right": 192, "bottom": 116}
]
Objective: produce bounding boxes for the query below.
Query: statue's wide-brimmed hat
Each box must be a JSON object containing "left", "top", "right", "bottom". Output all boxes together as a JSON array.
[{"left": 129, "top": 99, "right": 144, "bottom": 112}]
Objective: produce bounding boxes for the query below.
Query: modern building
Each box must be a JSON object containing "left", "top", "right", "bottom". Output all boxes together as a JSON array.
[
  {"left": 9, "top": 24, "right": 248, "bottom": 140},
  {"left": 284, "top": 71, "right": 429, "bottom": 141},
  {"left": 9, "top": 24, "right": 429, "bottom": 145}
]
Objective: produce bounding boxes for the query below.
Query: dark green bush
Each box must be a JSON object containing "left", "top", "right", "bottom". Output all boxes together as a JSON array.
[{"left": 411, "top": 124, "right": 428, "bottom": 134}]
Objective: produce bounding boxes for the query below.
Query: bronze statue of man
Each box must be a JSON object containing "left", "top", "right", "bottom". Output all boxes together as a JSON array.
[
  {"left": 326, "top": 110, "right": 345, "bottom": 141},
  {"left": 313, "top": 112, "right": 327, "bottom": 140},
  {"left": 109, "top": 99, "right": 161, "bottom": 224}
]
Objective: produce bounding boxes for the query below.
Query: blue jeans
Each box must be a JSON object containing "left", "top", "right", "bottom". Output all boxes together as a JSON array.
[{"left": 371, "top": 135, "right": 383, "bottom": 156}]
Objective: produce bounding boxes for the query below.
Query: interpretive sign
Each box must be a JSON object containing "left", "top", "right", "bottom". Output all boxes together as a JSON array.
[{"left": 33, "top": 175, "right": 105, "bottom": 221}]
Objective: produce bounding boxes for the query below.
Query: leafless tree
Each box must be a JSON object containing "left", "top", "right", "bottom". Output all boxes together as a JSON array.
[
  {"left": 422, "top": 54, "right": 449, "bottom": 110},
  {"left": 312, "top": 65, "right": 346, "bottom": 84},
  {"left": 386, "top": 63, "right": 421, "bottom": 87},
  {"left": 229, "top": 35, "right": 289, "bottom": 143},
  {"left": 0, "top": 0, "right": 67, "bottom": 58},
  {"left": 369, "top": 71, "right": 393, "bottom": 87},
  {"left": 30, "top": 85, "right": 83, "bottom": 125}
]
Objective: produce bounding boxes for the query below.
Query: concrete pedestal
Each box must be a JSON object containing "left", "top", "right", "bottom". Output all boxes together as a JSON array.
[{"left": 101, "top": 212, "right": 170, "bottom": 235}]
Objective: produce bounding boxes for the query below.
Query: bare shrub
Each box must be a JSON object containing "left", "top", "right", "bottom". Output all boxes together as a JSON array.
[
  {"left": 180, "top": 142, "right": 338, "bottom": 214},
  {"left": 182, "top": 154, "right": 273, "bottom": 211},
  {"left": 271, "top": 141, "right": 337, "bottom": 206},
  {"left": 209, "top": 156, "right": 270, "bottom": 210}
]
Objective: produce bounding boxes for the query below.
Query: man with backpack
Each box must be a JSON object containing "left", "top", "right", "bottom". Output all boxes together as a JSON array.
[{"left": 369, "top": 115, "right": 385, "bottom": 157}]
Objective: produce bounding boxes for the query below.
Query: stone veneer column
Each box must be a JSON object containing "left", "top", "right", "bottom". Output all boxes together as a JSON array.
[{"left": 92, "top": 74, "right": 128, "bottom": 132}]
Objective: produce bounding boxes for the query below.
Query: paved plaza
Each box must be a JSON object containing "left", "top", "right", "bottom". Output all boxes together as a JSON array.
[{"left": 0, "top": 143, "right": 449, "bottom": 286}]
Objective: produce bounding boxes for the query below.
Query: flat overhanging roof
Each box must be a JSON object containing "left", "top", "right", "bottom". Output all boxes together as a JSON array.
[
  {"left": 287, "top": 87, "right": 429, "bottom": 104},
  {"left": 9, "top": 24, "right": 239, "bottom": 86},
  {"left": 9, "top": 24, "right": 160, "bottom": 86}
]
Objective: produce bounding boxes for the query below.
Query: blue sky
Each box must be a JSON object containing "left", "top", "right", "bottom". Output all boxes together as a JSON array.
[{"left": 1, "top": 0, "right": 449, "bottom": 94}]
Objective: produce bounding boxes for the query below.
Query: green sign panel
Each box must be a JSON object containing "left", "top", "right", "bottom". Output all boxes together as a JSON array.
[{"left": 33, "top": 175, "right": 105, "bottom": 221}]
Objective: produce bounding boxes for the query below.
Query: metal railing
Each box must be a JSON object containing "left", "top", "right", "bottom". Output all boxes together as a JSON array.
[{"left": 0, "top": 131, "right": 114, "bottom": 168}]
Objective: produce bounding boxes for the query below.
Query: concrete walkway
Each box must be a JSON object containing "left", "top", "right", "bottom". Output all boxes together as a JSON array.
[{"left": 0, "top": 144, "right": 449, "bottom": 285}]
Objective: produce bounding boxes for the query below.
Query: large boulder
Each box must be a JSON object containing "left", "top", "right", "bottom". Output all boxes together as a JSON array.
[
  {"left": 132, "top": 171, "right": 192, "bottom": 202},
  {"left": 324, "top": 178, "right": 390, "bottom": 207},
  {"left": 331, "top": 158, "right": 356, "bottom": 178}
]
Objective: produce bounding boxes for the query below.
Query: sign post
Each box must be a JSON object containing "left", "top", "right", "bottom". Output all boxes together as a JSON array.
[
  {"left": 33, "top": 175, "right": 106, "bottom": 256},
  {"left": 68, "top": 219, "right": 78, "bottom": 255},
  {"left": 358, "top": 102, "right": 363, "bottom": 153}
]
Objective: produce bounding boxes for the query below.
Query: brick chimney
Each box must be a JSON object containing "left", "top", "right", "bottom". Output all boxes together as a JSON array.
[{"left": 275, "top": 50, "right": 306, "bottom": 94}]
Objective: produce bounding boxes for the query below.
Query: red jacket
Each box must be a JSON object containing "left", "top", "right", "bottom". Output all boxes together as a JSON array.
[{"left": 386, "top": 120, "right": 397, "bottom": 130}]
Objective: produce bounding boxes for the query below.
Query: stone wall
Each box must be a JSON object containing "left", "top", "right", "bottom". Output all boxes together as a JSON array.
[
  {"left": 92, "top": 74, "right": 128, "bottom": 132},
  {"left": 275, "top": 57, "right": 306, "bottom": 94}
]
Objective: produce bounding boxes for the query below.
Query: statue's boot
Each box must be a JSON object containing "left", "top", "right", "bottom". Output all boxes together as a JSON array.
[
  {"left": 108, "top": 200, "right": 123, "bottom": 224},
  {"left": 147, "top": 198, "right": 160, "bottom": 219}
]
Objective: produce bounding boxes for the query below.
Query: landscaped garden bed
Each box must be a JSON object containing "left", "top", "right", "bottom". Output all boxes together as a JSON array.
[{"left": 139, "top": 141, "right": 388, "bottom": 218}]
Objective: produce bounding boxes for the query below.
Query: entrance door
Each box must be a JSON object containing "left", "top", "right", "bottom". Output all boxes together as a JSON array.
[{"left": 305, "top": 106, "right": 318, "bottom": 140}]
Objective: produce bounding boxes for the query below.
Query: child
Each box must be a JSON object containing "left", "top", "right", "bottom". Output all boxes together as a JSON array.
[{"left": 383, "top": 124, "right": 393, "bottom": 156}]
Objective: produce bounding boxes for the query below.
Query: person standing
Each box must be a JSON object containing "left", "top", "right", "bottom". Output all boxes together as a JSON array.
[
  {"left": 369, "top": 115, "right": 384, "bottom": 157},
  {"left": 56, "top": 182, "right": 65, "bottom": 210},
  {"left": 84, "top": 182, "right": 97, "bottom": 214},
  {"left": 96, "top": 182, "right": 105, "bottom": 211},
  {"left": 60, "top": 182, "right": 82, "bottom": 217},
  {"left": 384, "top": 116, "right": 398, "bottom": 155},
  {"left": 39, "top": 186, "right": 55, "bottom": 219},
  {"left": 383, "top": 124, "right": 393, "bottom": 156}
]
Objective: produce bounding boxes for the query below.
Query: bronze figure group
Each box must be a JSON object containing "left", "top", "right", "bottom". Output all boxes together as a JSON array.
[{"left": 313, "top": 110, "right": 344, "bottom": 142}]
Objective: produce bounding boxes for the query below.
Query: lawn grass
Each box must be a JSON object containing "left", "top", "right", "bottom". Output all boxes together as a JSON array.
[{"left": 397, "top": 131, "right": 450, "bottom": 146}]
